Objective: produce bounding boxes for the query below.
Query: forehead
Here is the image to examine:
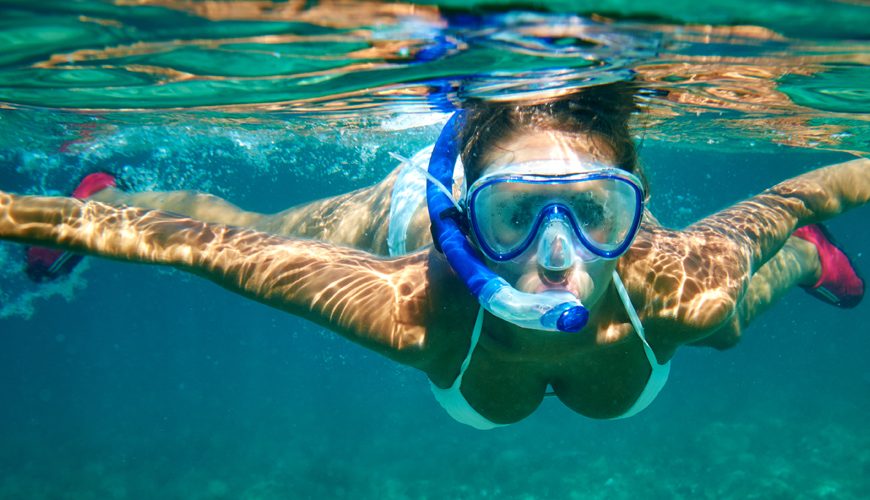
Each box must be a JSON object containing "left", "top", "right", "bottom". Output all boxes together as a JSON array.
[{"left": 478, "top": 129, "right": 618, "bottom": 177}]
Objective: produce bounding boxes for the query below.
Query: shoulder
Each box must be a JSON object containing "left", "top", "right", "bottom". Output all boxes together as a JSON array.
[
  {"left": 409, "top": 249, "right": 481, "bottom": 374},
  {"left": 619, "top": 224, "right": 746, "bottom": 342}
]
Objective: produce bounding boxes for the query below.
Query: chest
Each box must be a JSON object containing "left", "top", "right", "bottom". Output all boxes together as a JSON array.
[{"left": 430, "top": 316, "right": 659, "bottom": 420}]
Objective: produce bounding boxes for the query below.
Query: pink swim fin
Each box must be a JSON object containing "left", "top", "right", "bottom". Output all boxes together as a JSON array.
[
  {"left": 24, "top": 172, "right": 116, "bottom": 282},
  {"left": 793, "top": 224, "right": 864, "bottom": 308}
]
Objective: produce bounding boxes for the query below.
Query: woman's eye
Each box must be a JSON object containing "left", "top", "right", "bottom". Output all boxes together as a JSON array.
[
  {"left": 575, "top": 199, "right": 605, "bottom": 227},
  {"left": 495, "top": 197, "right": 534, "bottom": 227},
  {"left": 508, "top": 208, "right": 530, "bottom": 227}
]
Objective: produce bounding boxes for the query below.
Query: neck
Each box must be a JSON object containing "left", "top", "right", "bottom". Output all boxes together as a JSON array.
[{"left": 477, "top": 283, "right": 624, "bottom": 359}]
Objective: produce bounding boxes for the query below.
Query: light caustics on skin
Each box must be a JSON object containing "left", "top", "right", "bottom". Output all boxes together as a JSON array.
[
  {"left": 615, "top": 158, "right": 870, "bottom": 341},
  {"left": 617, "top": 222, "right": 746, "bottom": 331},
  {"left": 0, "top": 157, "right": 865, "bottom": 380},
  {"left": 0, "top": 191, "right": 432, "bottom": 358}
]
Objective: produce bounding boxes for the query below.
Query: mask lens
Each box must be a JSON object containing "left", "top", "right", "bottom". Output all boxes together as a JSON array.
[
  {"left": 471, "top": 182, "right": 540, "bottom": 256},
  {"left": 570, "top": 177, "right": 639, "bottom": 251}
]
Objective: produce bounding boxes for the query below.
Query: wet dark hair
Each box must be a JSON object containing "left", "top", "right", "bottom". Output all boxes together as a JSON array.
[{"left": 459, "top": 82, "right": 647, "bottom": 194}]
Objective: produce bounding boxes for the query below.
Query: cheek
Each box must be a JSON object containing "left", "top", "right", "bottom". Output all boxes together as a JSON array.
[
  {"left": 585, "top": 260, "right": 614, "bottom": 284},
  {"left": 582, "top": 261, "right": 616, "bottom": 303}
]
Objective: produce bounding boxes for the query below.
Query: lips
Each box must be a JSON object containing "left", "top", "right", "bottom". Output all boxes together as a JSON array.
[
  {"left": 536, "top": 282, "right": 581, "bottom": 298},
  {"left": 515, "top": 270, "right": 584, "bottom": 298},
  {"left": 540, "top": 267, "right": 571, "bottom": 286}
]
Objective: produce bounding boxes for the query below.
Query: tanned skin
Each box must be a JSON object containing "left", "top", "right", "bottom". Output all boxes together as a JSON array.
[{"left": 1, "top": 154, "right": 866, "bottom": 423}]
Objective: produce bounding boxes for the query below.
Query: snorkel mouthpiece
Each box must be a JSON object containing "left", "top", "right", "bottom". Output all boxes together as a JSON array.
[
  {"left": 479, "top": 278, "right": 590, "bottom": 332},
  {"left": 427, "top": 112, "right": 589, "bottom": 333}
]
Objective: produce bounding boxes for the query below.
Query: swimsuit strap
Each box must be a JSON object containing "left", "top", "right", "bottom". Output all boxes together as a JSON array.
[
  {"left": 428, "top": 306, "right": 507, "bottom": 430},
  {"left": 387, "top": 146, "right": 464, "bottom": 257},
  {"left": 610, "top": 269, "right": 671, "bottom": 419},
  {"left": 432, "top": 272, "right": 668, "bottom": 427},
  {"left": 452, "top": 305, "right": 486, "bottom": 388},
  {"left": 612, "top": 269, "right": 659, "bottom": 365},
  {"left": 460, "top": 272, "right": 662, "bottom": 386}
]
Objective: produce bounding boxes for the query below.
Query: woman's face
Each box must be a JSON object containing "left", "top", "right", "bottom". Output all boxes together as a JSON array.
[{"left": 472, "top": 129, "right": 624, "bottom": 308}]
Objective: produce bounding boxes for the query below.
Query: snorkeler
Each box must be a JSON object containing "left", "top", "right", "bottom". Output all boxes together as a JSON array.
[{"left": 1, "top": 84, "right": 866, "bottom": 428}]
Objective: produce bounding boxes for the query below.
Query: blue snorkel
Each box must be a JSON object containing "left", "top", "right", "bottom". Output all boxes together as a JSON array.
[{"left": 426, "top": 112, "right": 590, "bottom": 333}]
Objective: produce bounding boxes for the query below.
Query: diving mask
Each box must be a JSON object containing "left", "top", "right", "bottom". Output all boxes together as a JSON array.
[{"left": 466, "top": 165, "right": 644, "bottom": 262}]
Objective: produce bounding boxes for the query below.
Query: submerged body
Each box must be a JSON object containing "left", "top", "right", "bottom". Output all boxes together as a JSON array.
[
  {"left": 1, "top": 82, "right": 867, "bottom": 427},
  {"left": 1, "top": 135, "right": 866, "bottom": 426}
]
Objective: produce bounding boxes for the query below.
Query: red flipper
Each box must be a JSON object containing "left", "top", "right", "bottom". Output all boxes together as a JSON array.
[
  {"left": 24, "top": 173, "right": 116, "bottom": 282},
  {"left": 793, "top": 224, "right": 864, "bottom": 309}
]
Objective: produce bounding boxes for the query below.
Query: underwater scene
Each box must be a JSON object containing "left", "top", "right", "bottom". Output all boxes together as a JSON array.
[{"left": 0, "top": 0, "right": 868, "bottom": 498}]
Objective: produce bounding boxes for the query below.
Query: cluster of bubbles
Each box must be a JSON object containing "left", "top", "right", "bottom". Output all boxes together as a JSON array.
[{"left": 0, "top": 244, "right": 90, "bottom": 320}]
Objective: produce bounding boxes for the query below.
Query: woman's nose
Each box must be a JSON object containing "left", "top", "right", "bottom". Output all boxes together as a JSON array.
[{"left": 537, "top": 218, "right": 575, "bottom": 271}]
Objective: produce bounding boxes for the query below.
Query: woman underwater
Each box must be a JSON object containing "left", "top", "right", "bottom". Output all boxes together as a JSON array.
[{"left": 1, "top": 83, "right": 867, "bottom": 429}]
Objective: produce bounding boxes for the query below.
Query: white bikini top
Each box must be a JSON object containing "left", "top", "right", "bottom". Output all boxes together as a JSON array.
[{"left": 429, "top": 270, "right": 672, "bottom": 429}]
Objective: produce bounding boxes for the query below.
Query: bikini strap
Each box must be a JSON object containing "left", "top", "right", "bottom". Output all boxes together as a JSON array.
[
  {"left": 451, "top": 306, "right": 486, "bottom": 387},
  {"left": 611, "top": 270, "right": 662, "bottom": 366},
  {"left": 610, "top": 270, "right": 672, "bottom": 418},
  {"left": 457, "top": 274, "right": 658, "bottom": 392}
]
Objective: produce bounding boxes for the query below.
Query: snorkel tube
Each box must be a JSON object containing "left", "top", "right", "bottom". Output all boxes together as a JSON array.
[{"left": 426, "top": 112, "right": 589, "bottom": 332}]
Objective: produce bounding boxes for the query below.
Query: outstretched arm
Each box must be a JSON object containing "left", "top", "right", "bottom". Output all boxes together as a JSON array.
[
  {"left": 0, "top": 191, "right": 433, "bottom": 367},
  {"left": 691, "top": 158, "right": 868, "bottom": 275},
  {"left": 620, "top": 158, "right": 868, "bottom": 346}
]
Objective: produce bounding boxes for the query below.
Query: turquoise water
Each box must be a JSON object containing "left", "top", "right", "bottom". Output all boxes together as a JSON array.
[{"left": 0, "top": 1, "right": 868, "bottom": 498}]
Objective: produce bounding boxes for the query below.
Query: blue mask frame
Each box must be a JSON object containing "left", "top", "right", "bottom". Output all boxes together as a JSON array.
[{"left": 467, "top": 172, "right": 644, "bottom": 262}]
